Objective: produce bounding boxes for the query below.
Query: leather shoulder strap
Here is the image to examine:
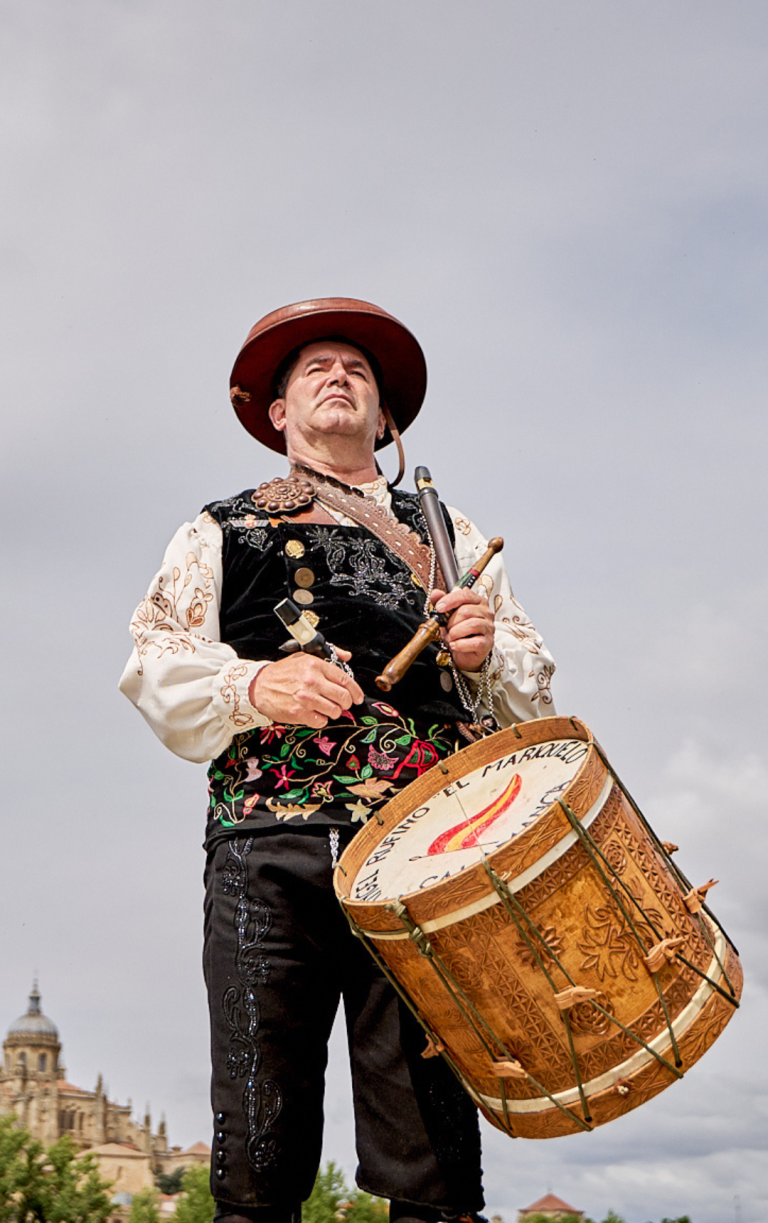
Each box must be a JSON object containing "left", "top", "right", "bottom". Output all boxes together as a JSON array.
[{"left": 312, "top": 480, "right": 442, "bottom": 591}]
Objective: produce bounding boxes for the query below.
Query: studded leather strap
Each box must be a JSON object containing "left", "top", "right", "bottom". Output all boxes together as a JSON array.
[{"left": 299, "top": 469, "right": 448, "bottom": 592}]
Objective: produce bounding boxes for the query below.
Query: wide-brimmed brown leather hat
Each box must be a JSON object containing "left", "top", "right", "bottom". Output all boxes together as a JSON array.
[{"left": 229, "top": 297, "right": 427, "bottom": 453}]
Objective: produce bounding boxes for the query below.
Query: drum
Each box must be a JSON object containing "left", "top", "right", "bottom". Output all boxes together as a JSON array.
[{"left": 334, "top": 716, "right": 742, "bottom": 1138}]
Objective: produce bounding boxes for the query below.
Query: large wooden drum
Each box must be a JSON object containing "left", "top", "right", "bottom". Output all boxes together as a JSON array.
[{"left": 334, "top": 716, "right": 742, "bottom": 1138}]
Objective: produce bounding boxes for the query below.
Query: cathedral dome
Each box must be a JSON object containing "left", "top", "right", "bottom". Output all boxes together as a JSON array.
[{"left": 6, "top": 982, "right": 59, "bottom": 1041}]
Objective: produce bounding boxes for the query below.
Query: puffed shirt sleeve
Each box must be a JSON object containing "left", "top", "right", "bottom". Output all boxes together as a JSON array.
[
  {"left": 447, "top": 506, "right": 556, "bottom": 727},
  {"left": 118, "top": 511, "right": 272, "bottom": 763}
]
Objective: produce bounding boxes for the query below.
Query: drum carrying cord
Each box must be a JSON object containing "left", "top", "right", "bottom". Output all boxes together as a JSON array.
[
  {"left": 384, "top": 899, "right": 594, "bottom": 1134},
  {"left": 588, "top": 739, "right": 739, "bottom": 1002}
]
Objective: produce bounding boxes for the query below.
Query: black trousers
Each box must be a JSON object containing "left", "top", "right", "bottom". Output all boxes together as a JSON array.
[{"left": 203, "top": 828, "right": 483, "bottom": 1218}]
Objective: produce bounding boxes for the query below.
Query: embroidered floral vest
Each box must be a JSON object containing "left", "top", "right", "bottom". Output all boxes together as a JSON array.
[{"left": 204, "top": 487, "right": 469, "bottom": 845}]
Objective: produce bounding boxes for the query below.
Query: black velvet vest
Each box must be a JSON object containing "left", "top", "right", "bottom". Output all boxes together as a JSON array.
[{"left": 203, "top": 487, "right": 469, "bottom": 846}]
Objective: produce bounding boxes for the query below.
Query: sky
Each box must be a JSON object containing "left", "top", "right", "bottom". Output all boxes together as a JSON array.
[{"left": 1, "top": 2, "right": 766, "bottom": 1221}]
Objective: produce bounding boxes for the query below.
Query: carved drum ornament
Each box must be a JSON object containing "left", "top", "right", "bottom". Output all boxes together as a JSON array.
[{"left": 334, "top": 715, "right": 742, "bottom": 1139}]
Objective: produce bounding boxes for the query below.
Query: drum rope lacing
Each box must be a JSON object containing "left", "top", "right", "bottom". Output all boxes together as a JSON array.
[
  {"left": 587, "top": 739, "right": 739, "bottom": 1003},
  {"left": 384, "top": 899, "right": 594, "bottom": 1134},
  {"left": 482, "top": 861, "right": 683, "bottom": 1088},
  {"left": 337, "top": 906, "right": 486, "bottom": 1126},
  {"left": 556, "top": 796, "right": 738, "bottom": 1015},
  {"left": 339, "top": 719, "right": 740, "bottom": 1135},
  {"left": 556, "top": 798, "right": 683, "bottom": 1070}
]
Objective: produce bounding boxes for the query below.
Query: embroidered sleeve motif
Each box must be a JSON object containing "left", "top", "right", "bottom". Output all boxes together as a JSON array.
[
  {"left": 119, "top": 512, "right": 271, "bottom": 763},
  {"left": 447, "top": 505, "right": 557, "bottom": 726},
  {"left": 220, "top": 662, "right": 264, "bottom": 729},
  {"left": 130, "top": 550, "right": 217, "bottom": 674}
]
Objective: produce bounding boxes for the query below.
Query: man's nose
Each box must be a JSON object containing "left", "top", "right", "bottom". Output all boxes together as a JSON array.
[{"left": 327, "top": 359, "right": 350, "bottom": 385}]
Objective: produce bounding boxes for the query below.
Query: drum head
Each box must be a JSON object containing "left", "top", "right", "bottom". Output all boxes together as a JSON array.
[{"left": 349, "top": 735, "right": 589, "bottom": 903}]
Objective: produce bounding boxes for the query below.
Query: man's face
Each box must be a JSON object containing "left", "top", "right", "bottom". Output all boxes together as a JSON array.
[{"left": 268, "top": 341, "right": 385, "bottom": 455}]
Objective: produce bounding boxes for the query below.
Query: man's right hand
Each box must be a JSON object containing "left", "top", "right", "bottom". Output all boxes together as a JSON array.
[{"left": 248, "top": 650, "right": 365, "bottom": 728}]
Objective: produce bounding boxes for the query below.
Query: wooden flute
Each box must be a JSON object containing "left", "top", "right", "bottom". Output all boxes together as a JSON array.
[{"left": 375, "top": 535, "right": 503, "bottom": 692}]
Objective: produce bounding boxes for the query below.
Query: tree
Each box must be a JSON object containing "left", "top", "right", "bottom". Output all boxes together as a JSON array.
[
  {"left": 525, "top": 1216, "right": 584, "bottom": 1223},
  {"left": 303, "top": 1162, "right": 387, "bottom": 1223},
  {"left": 303, "top": 1162, "right": 347, "bottom": 1223},
  {"left": 0, "top": 1117, "right": 28, "bottom": 1222},
  {"left": 0, "top": 1119, "right": 113, "bottom": 1223},
  {"left": 156, "top": 1168, "right": 186, "bottom": 1195},
  {"left": 345, "top": 1186, "right": 388, "bottom": 1223},
  {"left": 173, "top": 1165, "right": 214, "bottom": 1223},
  {"left": 129, "top": 1188, "right": 161, "bottom": 1223}
]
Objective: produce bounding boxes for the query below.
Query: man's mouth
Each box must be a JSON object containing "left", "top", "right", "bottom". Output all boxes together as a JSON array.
[{"left": 320, "top": 394, "right": 355, "bottom": 407}]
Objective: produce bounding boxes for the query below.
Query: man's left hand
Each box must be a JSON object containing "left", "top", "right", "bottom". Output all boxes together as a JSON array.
[{"left": 430, "top": 587, "right": 495, "bottom": 673}]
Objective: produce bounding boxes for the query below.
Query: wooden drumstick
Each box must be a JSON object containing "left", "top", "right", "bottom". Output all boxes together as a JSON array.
[{"left": 375, "top": 536, "right": 504, "bottom": 691}]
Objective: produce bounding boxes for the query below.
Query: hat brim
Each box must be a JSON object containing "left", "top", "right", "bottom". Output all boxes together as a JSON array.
[{"left": 229, "top": 298, "right": 427, "bottom": 453}]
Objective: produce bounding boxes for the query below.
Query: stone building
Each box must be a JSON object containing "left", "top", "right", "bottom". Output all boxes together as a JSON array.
[
  {"left": 0, "top": 981, "right": 208, "bottom": 1178},
  {"left": 517, "top": 1193, "right": 585, "bottom": 1221}
]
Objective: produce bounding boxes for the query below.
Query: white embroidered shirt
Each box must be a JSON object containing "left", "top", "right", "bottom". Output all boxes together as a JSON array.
[{"left": 119, "top": 479, "right": 556, "bottom": 763}]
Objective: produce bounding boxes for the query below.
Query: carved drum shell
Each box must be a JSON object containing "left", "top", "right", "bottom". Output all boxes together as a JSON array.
[{"left": 334, "top": 716, "right": 742, "bottom": 1139}]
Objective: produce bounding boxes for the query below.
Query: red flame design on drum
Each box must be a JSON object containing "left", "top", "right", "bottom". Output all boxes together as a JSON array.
[{"left": 427, "top": 773, "right": 522, "bottom": 855}]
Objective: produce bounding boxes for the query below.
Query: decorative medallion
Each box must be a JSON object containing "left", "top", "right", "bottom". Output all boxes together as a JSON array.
[
  {"left": 252, "top": 476, "right": 315, "bottom": 514},
  {"left": 568, "top": 996, "right": 613, "bottom": 1037},
  {"left": 516, "top": 925, "right": 565, "bottom": 971},
  {"left": 293, "top": 567, "right": 315, "bottom": 588},
  {"left": 440, "top": 672, "right": 453, "bottom": 691},
  {"left": 293, "top": 589, "right": 314, "bottom": 606},
  {"left": 603, "top": 841, "right": 628, "bottom": 876},
  {"left": 303, "top": 610, "right": 320, "bottom": 628},
  {"left": 285, "top": 540, "right": 305, "bottom": 559}
]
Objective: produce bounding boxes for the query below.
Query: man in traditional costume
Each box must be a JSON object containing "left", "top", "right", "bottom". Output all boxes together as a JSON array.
[{"left": 120, "top": 299, "right": 556, "bottom": 1223}]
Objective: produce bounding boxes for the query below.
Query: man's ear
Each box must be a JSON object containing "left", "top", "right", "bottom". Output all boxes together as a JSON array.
[
  {"left": 269, "top": 399, "right": 287, "bottom": 433},
  {"left": 376, "top": 407, "right": 386, "bottom": 439}
]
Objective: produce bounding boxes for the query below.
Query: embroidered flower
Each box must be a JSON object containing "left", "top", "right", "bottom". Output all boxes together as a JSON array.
[
  {"left": 347, "top": 755, "right": 361, "bottom": 770},
  {"left": 260, "top": 726, "right": 285, "bottom": 744},
  {"left": 314, "top": 734, "right": 335, "bottom": 756},
  {"left": 275, "top": 765, "right": 295, "bottom": 790},
  {"left": 367, "top": 746, "right": 397, "bottom": 771},
  {"left": 245, "top": 760, "right": 263, "bottom": 782},
  {"left": 348, "top": 778, "right": 393, "bottom": 800},
  {"left": 311, "top": 781, "right": 334, "bottom": 800},
  {"left": 345, "top": 799, "right": 371, "bottom": 823}
]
